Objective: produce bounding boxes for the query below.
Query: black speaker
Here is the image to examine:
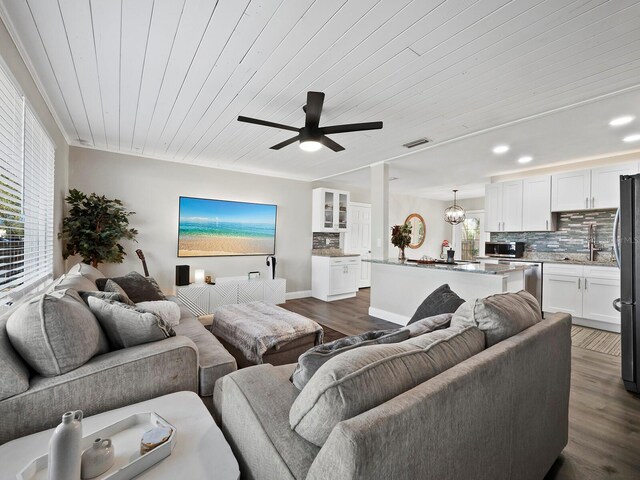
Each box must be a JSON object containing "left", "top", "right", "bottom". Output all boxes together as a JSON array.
[{"left": 175, "top": 265, "right": 190, "bottom": 286}]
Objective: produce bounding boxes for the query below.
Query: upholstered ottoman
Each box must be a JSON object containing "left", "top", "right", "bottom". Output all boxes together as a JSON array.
[{"left": 210, "top": 302, "right": 323, "bottom": 368}]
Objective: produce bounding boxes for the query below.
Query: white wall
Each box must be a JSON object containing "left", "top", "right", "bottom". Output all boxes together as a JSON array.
[
  {"left": 68, "top": 147, "right": 313, "bottom": 295},
  {"left": 0, "top": 16, "right": 69, "bottom": 276},
  {"left": 389, "top": 194, "right": 451, "bottom": 260},
  {"left": 312, "top": 180, "right": 371, "bottom": 203},
  {"left": 458, "top": 197, "right": 484, "bottom": 211}
]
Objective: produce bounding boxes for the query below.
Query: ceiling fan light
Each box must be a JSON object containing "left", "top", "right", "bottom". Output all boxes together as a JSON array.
[{"left": 299, "top": 140, "right": 322, "bottom": 152}]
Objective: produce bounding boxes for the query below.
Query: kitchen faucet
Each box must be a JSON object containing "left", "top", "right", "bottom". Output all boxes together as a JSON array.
[{"left": 588, "top": 223, "right": 602, "bottom": 262}]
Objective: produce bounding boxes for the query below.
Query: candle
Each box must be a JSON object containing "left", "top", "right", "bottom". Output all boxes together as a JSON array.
[{"left": 194, "top": 269, "right": 205, "bottom": 284}]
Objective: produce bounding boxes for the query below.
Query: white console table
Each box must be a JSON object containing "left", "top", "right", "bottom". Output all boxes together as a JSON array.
[{"left": 175, "top": 277, "right": 286, "bottom": 316}]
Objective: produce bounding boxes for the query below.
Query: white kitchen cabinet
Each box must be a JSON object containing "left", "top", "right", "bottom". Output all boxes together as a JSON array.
[
  {"left": 590, "top": 163, "right": 637, "bottom": 209},
  {"left": 582, "top": 277, "right": 620, "bottom": 327},
  {"left": 312, "top": 256, "right": 360, "bottom": 301},
  {"left": 484, "top": 181, "right": 522, "bottom": 232},
  {"left": 485, "top": 178, "right": 552, "bottom": 232},
  {"left": 522, "top": 175, "right": 555, "bottom": 231},
  {"left": 542, "top": 264, "right": 620, "bottom": 332},
  {"left": 312, "top": 188, "right": 350, "bottom": 232},
  {"left": 501, "top": 180, "right": 523, "bottom": 231},
  {"left": 543, "top": 274, "right": 583, "bottom": 317},
  {"left": 484, "top": 183, "right": 502, "bottom": 232},
  {"left": 551, "top": 162, "right": 638, "bottom": 212},
  {"left": 551, "top": 170, "right": 591, "bottom": 211}
]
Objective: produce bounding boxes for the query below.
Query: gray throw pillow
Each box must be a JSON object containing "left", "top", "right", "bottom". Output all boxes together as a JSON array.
[
  {"left": 450, "top": 290, "right": 542, "bottom": 347},
  {"left": 96, "top": 272, "right": 165, "bottom": 303},
  {"left": 291, "top": 329, "right": 410, "bottom": 390},
  {"left": 0, "top": 312, "right": 30, "bottom": 401},
  {"left": 101, "top": 280, "right": 135, "bottom": 306},
  {"left": 407, "top": 284, "right": 465, "bottom": 324},
  {"left": 79, "top": 290, "right": 125, "bottom": 305},
  {"left": 88, "top": 296, "right": 175, "bottom": 349},
  {"left": 290, "top": 325, "right": 485, "bottom": 446},
  {"left": 6, "top": 289, "right": 108, "bottom": 377},
  {"left": 404, "top": 313, "right": 453, "bottom": 337}
]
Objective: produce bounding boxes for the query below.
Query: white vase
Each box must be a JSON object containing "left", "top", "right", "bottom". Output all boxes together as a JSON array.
[
  {"left": 81, "top": 438, "right": 115, "bottom": 479},
  {"left": 48, "top": 410, "right": 83, "bottom": 480}
]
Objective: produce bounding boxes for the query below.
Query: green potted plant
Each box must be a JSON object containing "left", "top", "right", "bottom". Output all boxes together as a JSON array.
[
  {"left": 391, "top": 223, "right": 412, "bottom": 262},
  {"left": 59, "top": 189, "right": 138, "bottom": 267}
]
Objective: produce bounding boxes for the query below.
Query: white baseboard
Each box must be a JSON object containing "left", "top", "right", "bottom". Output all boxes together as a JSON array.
[
  {"left": 571, "top": 316, "right": 621, "bottom": 333},
  {"left": 286, "top": 290, "right": 312, "bottom": 300},
  {"left": 368, "top": 307, "right": 409, "bottom": 326}
]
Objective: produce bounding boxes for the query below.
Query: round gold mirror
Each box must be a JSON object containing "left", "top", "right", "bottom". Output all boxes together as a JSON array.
[{"left": 405, "top": 213, "right": 426, "bottom": 249}]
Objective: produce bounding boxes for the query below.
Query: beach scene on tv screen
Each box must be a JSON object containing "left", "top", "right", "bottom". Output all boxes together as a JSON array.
[{"left": 178, "top": 197, "right": 276, "bottom": 257}]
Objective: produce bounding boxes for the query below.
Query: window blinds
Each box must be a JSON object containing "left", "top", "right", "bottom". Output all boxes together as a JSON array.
[{"left": 0, "top": 64, "right": 55, "bottom": 301}]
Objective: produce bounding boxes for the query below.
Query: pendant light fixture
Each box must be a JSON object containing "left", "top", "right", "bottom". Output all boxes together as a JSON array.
[{"left": 444, "top": 189, "right": 465, "bottom": 225}]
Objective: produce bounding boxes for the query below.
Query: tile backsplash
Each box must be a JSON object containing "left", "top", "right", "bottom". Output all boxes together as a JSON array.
[
  {"left": 491, "top": 210, "right": 616, "bottom": 254},
  {"left": 312, "top": 232, "right": 340, "bottom": 249}
]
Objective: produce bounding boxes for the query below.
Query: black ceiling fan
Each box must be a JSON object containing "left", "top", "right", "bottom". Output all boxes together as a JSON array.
[{"left": 237, "top": 91, "right": 383, "bottom": 152}]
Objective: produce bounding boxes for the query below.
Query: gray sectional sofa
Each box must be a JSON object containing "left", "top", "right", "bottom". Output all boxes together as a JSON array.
[
  {"left": 0, "top": 265, "right": 237, "bottom": 445},
  {"left": 214, "top": 309, "right": 572, "bottom": 480}
]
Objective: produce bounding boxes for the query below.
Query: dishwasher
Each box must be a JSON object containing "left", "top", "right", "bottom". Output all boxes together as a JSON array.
[{"left": 497, "top": 260, "right": 542, "bottom": 307}]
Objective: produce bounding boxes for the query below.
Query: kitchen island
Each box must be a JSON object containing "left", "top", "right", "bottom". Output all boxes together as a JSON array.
[{"left": 366, "top": 259, "right": 528, "bottom": 325}]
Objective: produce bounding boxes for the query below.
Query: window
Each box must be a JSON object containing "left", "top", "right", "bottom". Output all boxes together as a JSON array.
[
  {"left": 0, "top": 64, "right": 55, "bottom": 301},
  {"left": 460, "top": 217, "right": 481, "bottom": 261},
  {"left": 453, "top": 211, "right": 488, "bottom": 261}
]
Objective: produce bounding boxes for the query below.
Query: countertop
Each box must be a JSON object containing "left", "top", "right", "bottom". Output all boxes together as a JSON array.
[
  {"left": 364, "top": 259, "right": 529, "bottom": 276},
  {"left": 475, "top": 255, "right": 618, "bottom": 267},
  {"left": 311, "top": 249, "right": 360, "bottom": 258}
]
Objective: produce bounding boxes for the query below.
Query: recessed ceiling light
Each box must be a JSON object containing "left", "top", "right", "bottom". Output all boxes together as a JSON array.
[
  {"left": 623, "top": 134, "right": 640, "bottom": 143},
  {"left": 518, "top": 156, "right": 533, "bottom": 164},
  {"left": 492, "top": 145, "right": 509, "bottom": 154},
  {"left": 609, "top": 115, "right": 635, "bottom": 127}
]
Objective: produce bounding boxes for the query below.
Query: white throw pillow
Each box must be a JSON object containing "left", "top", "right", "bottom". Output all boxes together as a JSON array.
[
  {"left": 68, "top": 262, "right": 105, "bottom": 283},
  {"left": 136, "top": 300, "right": 181, "bottom": 327}
]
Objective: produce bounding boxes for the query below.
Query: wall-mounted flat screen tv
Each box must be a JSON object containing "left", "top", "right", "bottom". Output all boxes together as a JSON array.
[{"left": 178, "top": 196, "right": 277, "bottom": 257}]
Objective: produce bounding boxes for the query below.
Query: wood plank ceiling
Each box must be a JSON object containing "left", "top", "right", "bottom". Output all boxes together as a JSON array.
[{"left": 1, "top": 0, "right": 639, "bottom": 182}]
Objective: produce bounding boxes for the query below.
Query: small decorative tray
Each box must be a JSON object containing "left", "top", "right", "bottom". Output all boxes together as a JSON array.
[{"left": 18, "top": 412, "right": 176, "bottom": 480}]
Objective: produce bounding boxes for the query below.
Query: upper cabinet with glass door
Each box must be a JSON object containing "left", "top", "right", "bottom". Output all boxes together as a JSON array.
[{"left": 312, "top": 188, "right": 351, "bottom": 232}]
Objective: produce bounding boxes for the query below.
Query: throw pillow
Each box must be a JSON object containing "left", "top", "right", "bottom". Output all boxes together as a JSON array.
[
  {"left": 101, "top": 280, "right": 135, "bottom": 306},
  {"left": 0, "top": 312, "right": 30, "bottom": 401},
  {"left": 145, "top": 277, "right": 166, "bottom": 299},
  {"left": 48, "top": 274, "right": 97, "bottom": 293},
  {"left": 87, "top": 296, "right": 175, "bottom": 349},
  {"left": 67, "top": 262, "right": 105, "bottom": 283},
  {"left": 289, "top": 325, "right": 485, "bottom": 446},
  {"left": 96, "top": 272, "right": 166, "bottom": 303},
  {"left": 78, "top": 290, "right": 125, "bottom": 305},
  {"left": 291, "top": 328, "right": 410, "bottom": 390},
  {"left": 136, "top": 300, "right": 181, "bottom": 327},
  {"left": 6, "top": 289, "right": 108, "bottom": 377},
  {"left": 450, "top": 290, "right": 542, "bottom": 347},
  {"left": 404, "top": 313, "right": 453, "bottom": 337},
  {"left": 407, "top": 284, "right": 465, "bottom": 324}
]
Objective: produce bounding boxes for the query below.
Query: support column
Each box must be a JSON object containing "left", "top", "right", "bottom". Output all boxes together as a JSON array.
[{"left": 370, "top": 163, "right": 389, "bottom": 260}]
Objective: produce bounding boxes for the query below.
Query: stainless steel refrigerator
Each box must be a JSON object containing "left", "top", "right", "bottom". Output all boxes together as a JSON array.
[{"left": 614, "top": 173, "right": 640, "bottom": 393}]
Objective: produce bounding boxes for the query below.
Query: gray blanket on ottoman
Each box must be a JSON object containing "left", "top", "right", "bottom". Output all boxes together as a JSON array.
[{"left": 211, "top": 302, "right": 324, "bottom": 364}]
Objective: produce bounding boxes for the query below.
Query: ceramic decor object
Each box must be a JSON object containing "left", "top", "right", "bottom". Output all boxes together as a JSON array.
[
  {"left": 48, "top": 410, "right": 83, "bottom": 480},
  {"left": 81, "top": 438, "right": 115, "bottom": 479}
]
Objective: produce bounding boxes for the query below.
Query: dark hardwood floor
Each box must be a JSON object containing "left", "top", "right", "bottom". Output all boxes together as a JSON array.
[{"left": 283, "top": 289, "right": 640, "bottom": 480}]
